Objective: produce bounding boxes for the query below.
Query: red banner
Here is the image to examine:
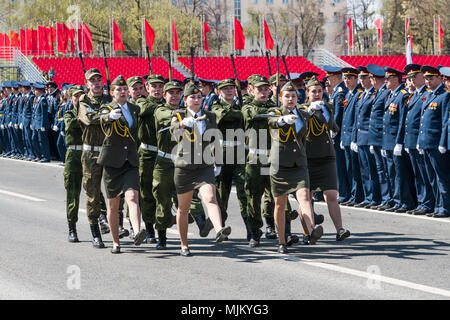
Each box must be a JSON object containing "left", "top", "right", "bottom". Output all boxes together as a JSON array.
[
  {"left": 263, "top": 19, "right": 274, "bottom": 50},
  {"left": 144, "top": 20, "right": 155, "bottom": 52},
  {"left": 203, "top": 21, "right": 210, "bottom": 53},
  {"left": 82, "top": 23, "right": 93, "bottom": 54},
  {"left": 374, "top": 18, "right": 382, "bottom": 49},
  {"left": 438, "top": 19, "right": 444, "bottom": 50},
  {"left": 172, "top": 19, "right": 179, "bottom": 52},
  {"left": 234, "top": 18, "right": 245, "bottom": 50},
  {"left": 31, "top": 29, "right": 38, "bottom": 55},
  {"left": 10, "top": 31, "right": 20, "bottom": 48},
  {"left": 57, "top": 23, "right": 69, "bottom": 54},
  {"left": 346, "top": 18, "right": 353, "bottom": 50},
  {"left": 113, "top": 20, "right": 125, "bottom": 51}
]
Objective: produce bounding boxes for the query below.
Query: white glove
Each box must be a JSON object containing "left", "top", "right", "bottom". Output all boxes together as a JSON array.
[
  {"left": 30, "top": 125, "right": 33, "bottom": 130},
  {"left": 19, "top": 124, "right": 23, "bottom": 130},
  {"left": 52, "top": 125, "right": 59, "bottom": 132},
  {"left": 310, "top": 101, "right": 324, "bottom": 110},
  {"left": 369, "top": 146, "right": 375, "bottom": 155},
  {"left": 393, "top": 144, "right": 403, "bottom": 156},
  {"left": 40, "top": 127, "right": 46, "bottom": 132},
  {"left": 278, "top": 115, "right": 296, "bottom": 126},
  {"left": 214, "top": 166, "right": 222, "bottom": 177},
  {"left": 60, "top": 131, "right": 65, "bottom": 137},
  {"left": 14, "top": 124, "right": 18, "bottom": 129},
  {"left": 8, "top": 122, "right": 12, "bottom": 128},
  {"left": 405, "top": 148, "right": 409, "bottom": 154},
  {"left": 108, "top": 108, "right": 122, "bottom": 121},
  {"left": 330, "top": 131, "right": 337, "bottom": 139},
  {"left": 181, "top": 117, "right": 195, "bottom": 128},
  {"left": 340, "top": 141, "right": 344, "bottom": 150},
  {"left": 439, "top": 146, "right": 447, "bottom": 154},
  {"left": 381, "top": 149, "right": 387, "bottom": 157},
  {"left": 351, "top": 142, "right": 358, "bottom": 153},
  {"left": 0, "top": 124, "right": 4, "bottom": 129},
  {"left": 417, "top": 144, "right": 424, "bottom": 155}
]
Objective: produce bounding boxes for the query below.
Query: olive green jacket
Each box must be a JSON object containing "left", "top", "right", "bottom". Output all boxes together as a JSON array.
[
  {"left": 77, "top": 93, "right": 112, "bottom": 146},
  {"left": 135, "top": 95, "right": 164, "bottom": 148},
  {"left": 63, "top": 108, "right": 83, "bottom": 146}
]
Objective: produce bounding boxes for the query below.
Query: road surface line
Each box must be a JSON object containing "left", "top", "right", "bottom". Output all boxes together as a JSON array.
[
  {"left": 237, "top": 246, "right": 450, "bottom": 298},
  {"left": 0, "top": 157, "right": 63, "bottom": 169},
  {"left": 0, "top": 189, "right": 46, "bottom": 202}
]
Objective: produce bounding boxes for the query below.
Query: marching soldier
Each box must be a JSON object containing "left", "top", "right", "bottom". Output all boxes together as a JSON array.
[
  {"left": 77, "top": 68, "right": 112, "bottom": 248},
  {"left": 417, "top": 66, "right": 449, "bottom": 218},
  {"left": 402, "top": 64, "right": 435, "bottom": 215},
  {"left": 382, "top": 67, "right": 416, "bottom": 213}
]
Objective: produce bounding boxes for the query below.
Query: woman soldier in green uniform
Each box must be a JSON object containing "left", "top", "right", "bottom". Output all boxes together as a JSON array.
[
  {"left": 98, "top": 75, "right": 146, "bottom": 254},
  {"left": 170, "top": 84, "right": 232, "bottom": 257},
  {"left": 268, "top": 82, "right": 320, "bottom": 253},
  {"left": 301, "top": 76, "right": 351, "bottom": 243}
]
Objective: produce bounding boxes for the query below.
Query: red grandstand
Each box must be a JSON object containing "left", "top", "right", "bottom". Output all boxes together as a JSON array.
[{"left": 340, "top": 55, "right": 450, "bottom": 70}]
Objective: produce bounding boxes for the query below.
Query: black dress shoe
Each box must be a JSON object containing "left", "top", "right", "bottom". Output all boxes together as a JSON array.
[
  {"left": 314, "top": 213, "right": 324, "bottom": 225},
  {"left": 406, "top": 208, "right": 417, "bottom": 214},
  {"left": 395, "top": 207, "right": 408, "bottom": 213},
  {"left": 355, "top": 202, "right": 369, "bottom": 208},
  {"left": 118, "top": 227, "right": 130, "bottom": 239},
  {"left": 90, "top": 224, "right": 105, "bottom": 249},
  {"left": 216, "top": 226, "right": 232, "bottom": 243},
  {"left": 432, "top": 213, "right": 450, "bottom": 218},
  {"left": 303, "top": 235, "right": 311, "bottom": 245},
  {"left": 345, "top": 201, "right": 355, "bottom": 207},
  {"left": 378, "top": 204, "right": 392, "bottom": 211},
  {"left": 290, "top": 210, "right": 299, "bottom": 221},
  {"left": 336, "top": 228, "right": 351, "bottom": 241},
  {"left": 413, "top": 209, "right": 432, "bottom": 216},
  {"left": 286, "top": 234, "right": 299, "bottom": 246},
  {"left": 310, "top": 225, "right": 323, "bottom": 245},
  {"left": 68, "top": 223, "right": 79, "bottom": 243},
  {"left": 111, "top": 246, "right": 121, "bottom": 254},
  {"left": 265, "top": 225, "right": 277, "bottom": 239},
  {"left": 277, "top": 244, "right": 288, "bottom": 254},
  {"left": 341, "top": 200, "right": 353, "bottom": 206},
  {"left": 180, "top": 248, "right": 192, "bottom": 257},
  {"left": 134, "top": 229, "right": 147, "bottom": 246},
  {"left": 385, "top": 206, "right": 401, "bottom": 212}
]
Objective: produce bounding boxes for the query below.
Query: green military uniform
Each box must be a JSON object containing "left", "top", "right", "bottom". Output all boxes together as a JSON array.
[
  {"left": 77, "top": 68, "right": 112, "bottom": 247},
  {"left": 63, "top": 85, "right": 85, "bottom": 242},
  {"left": 210, "top": 79, "right": 247, "bottom": 226},
  {"left": 242, "top": 75, "right": 276, "bottom": 245}
]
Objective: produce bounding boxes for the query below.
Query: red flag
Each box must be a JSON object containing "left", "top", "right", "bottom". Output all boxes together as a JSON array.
[
  {"left": 438, "top": 18, "right": 445, "bottom": 50},
  {"left": 346, "top": 18, "right": 353, "bottom": 50},
  {"left": 20, "top": 29, "right": 26, "bottom": 53},
  {"left": 374, "top": 18, "right": 382, "bottom": 49},
  {"left": 82, "top": 23, "right": 93, "bottom": 54},
  {"left": 68, "top": 23, "right": 76, "bottom": 54},
  {"left": 203, "top": 21, "right": 210, "bottom": 53},
  {"left": 144, "top": 20, "right": 155, "bottom": 52},
  {"left": 0, "top": 33, "right": 4, "bottom": 47},
  {"left": 77, "top": 22, "right": 83, "bottom": 52},
  {"left": 10, "top": 31, "right": 20, "bottom": 48},
  {"left": 49, "top": 27, "right": 56, "bottom": 55},
  {"left": 113, "top": 20, "right": 125, "bottom": 51},
  {"left": 57, "top": 23, "right": 69, "bottom": 54},
  {"left": 172, "top": 19, "right": 179, "bottom": 52},
  {"left": 263, "top": 19, "right": 274, "bottom": 50},
  {"left": 234, "top": 18, "right": 245, "bottom": 50},
  {"left": 38, "top": 26, "right": 48, "bottom": 55},
  {"left": 31, "top": 29, "right": 38, "bottom": 55},
  {"left": 409, "top": 31, "right": 413, "bottom": 50}
]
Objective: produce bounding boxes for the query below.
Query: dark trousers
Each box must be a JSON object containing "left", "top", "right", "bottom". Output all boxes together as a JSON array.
[
  {"left": 372, "top": 146, "right": 392, "bottom": 205},
  {"left": 386, "top": 150, "right": 416, "bottom": 209},
  {"left": 344, "top": 146, "right": 364, "bottom": 203},
  {"left": 7, "top": 126, "right": 16, "bottom": 154},
  {"left": 23, "top": 125, "right": 35, "bottom": 159},
  {"left": 37, "top": 129, "right": 51, "bottom": 160},
  {"left": 56, "top": 133, "right": 67, "bottom": 163},
  {"left": 358, "top": 145, "right": 381, "bottom": 205},
  {"left": 0, "top": 128, "right": 10, "bottom": 154},
  {"left": 245, "top": 164, "right": 271, "bottom": 229},
  {"left": 12, "top": 126, "right": 24, "bottom": 155},
  {"left": 424, "top": 149, "right": 450, "bottom": 215},
  {"left": 334, "top": 142, "right": 351, "bottom": 201},
  {"left": 408, "top": 149, "right": 435, "bottom": 211}
]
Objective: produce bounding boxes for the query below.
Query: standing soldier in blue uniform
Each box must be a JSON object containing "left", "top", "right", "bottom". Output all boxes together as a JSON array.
[
  {"left": 351, "top": 66, "right": 381, "bottom": 208},
  {"left": 19, "top": 81, "right": 35, "bottom": 161},
  {"left": 199, "top": 79, "right": 219, "bottom": 111},
  {"left": 3, "top": 82, "right": 15, "bottom": 158},
  {"left": 52, "top": 85, "right": 70, "bottom": 163},
  {"left": 324, "top": 66, "right": 350, "bottom": 203},
  {"left": 402, "top": 64, "right": 435, "bottom": 215},
  {"left": 46, "top": 82, "right": 61, "bottom": 161},
  {"left": 340, "top": 67, "right": 364, "bottom": 206},
  {"left": 0, "top": 85, "right": 8, "bottom": 156},
  {"left": 382, "top": 67, "right": 416, "bottom": 213},
  {"left": 417, "top": 66, "right": 450, "bottom": 218},
  {"left": 11, "top": 82, "right": 24, "bottom": 159},
  {"left": 31, "top": 82, "right": 51, "bottom": 162}
]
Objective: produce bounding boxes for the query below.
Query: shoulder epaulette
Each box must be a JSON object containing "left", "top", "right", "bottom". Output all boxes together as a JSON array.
[
  {"left": 426, "top": 89, "right": 432, "bottom": 92},
  {"left": 357, "top": 89, "right": 363, "bottom": 93},
  {"left": 445, "top": 88, "right": 450, "bottom": 92},
  {"left": 400, "top": 89, "right": 408, "bottom": 94}
]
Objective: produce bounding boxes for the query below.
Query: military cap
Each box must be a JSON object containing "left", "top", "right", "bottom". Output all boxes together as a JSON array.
[
  {"left": 384, "top": 67, "right": 404, "bottom": 78},
  {"left": 32, "top": 82, "right": 46, "bottom": 89},
  {"left": 182, "top": 77, "right": 200, "bottom": 86},
  {"left": 420, "top": 65, "right": 441, "bottom": 77},
  {"left": 342, "top": 67, "right": 359, "bottom": 77},
  {"left": 163, "top": 81, "right": 183, "bottom": 93},
  {"left": 280, "top": 81, "right": 297, "bottom": 92},
  {"left": 439, "top": 67, "right": 450, "bottom": 80},
  {"left": 306, "top": 76, "right": 321, "bottom": 88},
  {"left": 126, "top": 76, "right": 144, "bottom": 88},
  {"left": 269, "top": 73, "right": 287, "bottom": 85},
  {"left": 199, "top": 78, "right": 217, "bottom": 85},
  {"left": 184, "top": 83, "right": 202, "bottom": 97},
  {"left": 69, "top": 85, "right": 85, "bottom": 96},
  {"left": 85, "top": 68, "right": 102, "bottom": 81},
  {"left": 367, "top": 64, "right": 385, "bottom": 78},
  {"left": 403, "top": 64, "right": 422, "bottom": 78},
  {"left": 145, "top": 74, "right": 165, "bottom": 84},
  {"left": 357, "top": 66, "right": 369, "bottom": 76},
  {"left": 19, "top": 80, "right": 31, "bottom": 87},
  {"left": 2, "top": 81, "right": 11, "bottom": 88},
  {"left": 111, "top": 75, "right": 127, "bottom": 86},
  {"left": 10, "top": 81, "right": 18, "bottom": 89},
  {"left": 217, "top": 78, "right": 236, "bottom": 90},
  {"left": 323, "top": 65, "right": 343, "bottom": 76},
  {"left": 250, "top": 75, "right": 270, "bottom": 87},
  {"left": 46, "top": 81, "right": 57, "bottom": 88},
  {"left": 299, "top": 72, "right": 320, "bottom": 82},
  {"left": 240, "top": 80, "right": 248, "bottom": 88}
]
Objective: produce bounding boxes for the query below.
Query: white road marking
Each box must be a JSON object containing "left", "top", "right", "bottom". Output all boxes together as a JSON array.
[
  {"left": 237, "top": 246, "right": 450, "bottom": 298},
  {"left": 0, "top": 189, "right": 46, "bottom": 202},
  {"left": 0, "top": 157, "right": 63, "bottom": 169}
]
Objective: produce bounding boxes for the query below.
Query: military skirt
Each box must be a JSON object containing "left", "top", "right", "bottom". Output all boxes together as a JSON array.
[
  {"left": 270, "top": 165, "right": 310, "bottom": 197},
  {"left": 103, "top": 160, "right": 139, "bottom": 199},
  {"left": 174, "top": 165, "right": 215, "bottom": 194},
  {"left": 307, "top": 157, "right": 338, "bottom": 192}
]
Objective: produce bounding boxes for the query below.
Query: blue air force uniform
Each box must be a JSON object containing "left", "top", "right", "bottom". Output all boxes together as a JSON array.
[
  {"left": 21, "top": 85, "right": 36, "bottom": 160},
  {"left": 31, "top": 83, "right": 51, "bottom": 162}
]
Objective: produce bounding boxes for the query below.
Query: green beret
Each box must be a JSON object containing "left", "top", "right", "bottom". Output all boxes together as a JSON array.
[
  {"left": 217, "top": 78, "right": 236, "bottom": 90},
  {"left": 126, "top": 76, "right": 143, "bottom": 88},
  {"left": 163, "top": 81, "right": 183, "bottom": 93},
  {"left": 252, "top": 75, "right": 270, "bottom": 87},
  {"left": 85, "top": 68, "right": 102, "bottom": 81},
  {"left": 306, "top": 76, "right": 321, "bottom": 88},
  {"left": 146, "top": 74, "right": 165, "bottom": 84},
  {"left": 184, "top": 83, "right": 202, "bottom": 97},
  {"left": 112, "top": 75, "right": 127, "bottom": 86},
  {"left": 280, "top": 81, "right": 297, "bottom": 92},
  {"left": 68, "top": 85, "right": 85, "bottom": 97},
  {"left": 269, "top": 73, "right": 287, "bottom": 84}
]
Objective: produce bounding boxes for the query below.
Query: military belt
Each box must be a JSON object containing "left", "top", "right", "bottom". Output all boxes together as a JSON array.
[
  {"left": 248, "top": 148, "right": 269, "bottom": 156},
  {"left": 221, "top": 140, "right": 243, "bottom": 147},
  {"left": 140, "top": 143, "right": 158, "bottom": 152},
  {"left": 68, "top": 145, "right": 83, "bottom": 151},
  {"left": 157, "top": 150, "right": 175, "bottom": 161},
  {"left": 83, "top": 144, "right": 102, "bottom": 152}
]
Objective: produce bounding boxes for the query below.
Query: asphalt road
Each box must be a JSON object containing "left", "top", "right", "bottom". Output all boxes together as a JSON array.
[{"left": 1, "top": 157, "right": 449, "bottom": 301}]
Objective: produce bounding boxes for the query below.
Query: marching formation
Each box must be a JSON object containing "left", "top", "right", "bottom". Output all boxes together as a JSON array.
[{"left": 0, "top": 61, "right": 449, "bottom": 257}]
